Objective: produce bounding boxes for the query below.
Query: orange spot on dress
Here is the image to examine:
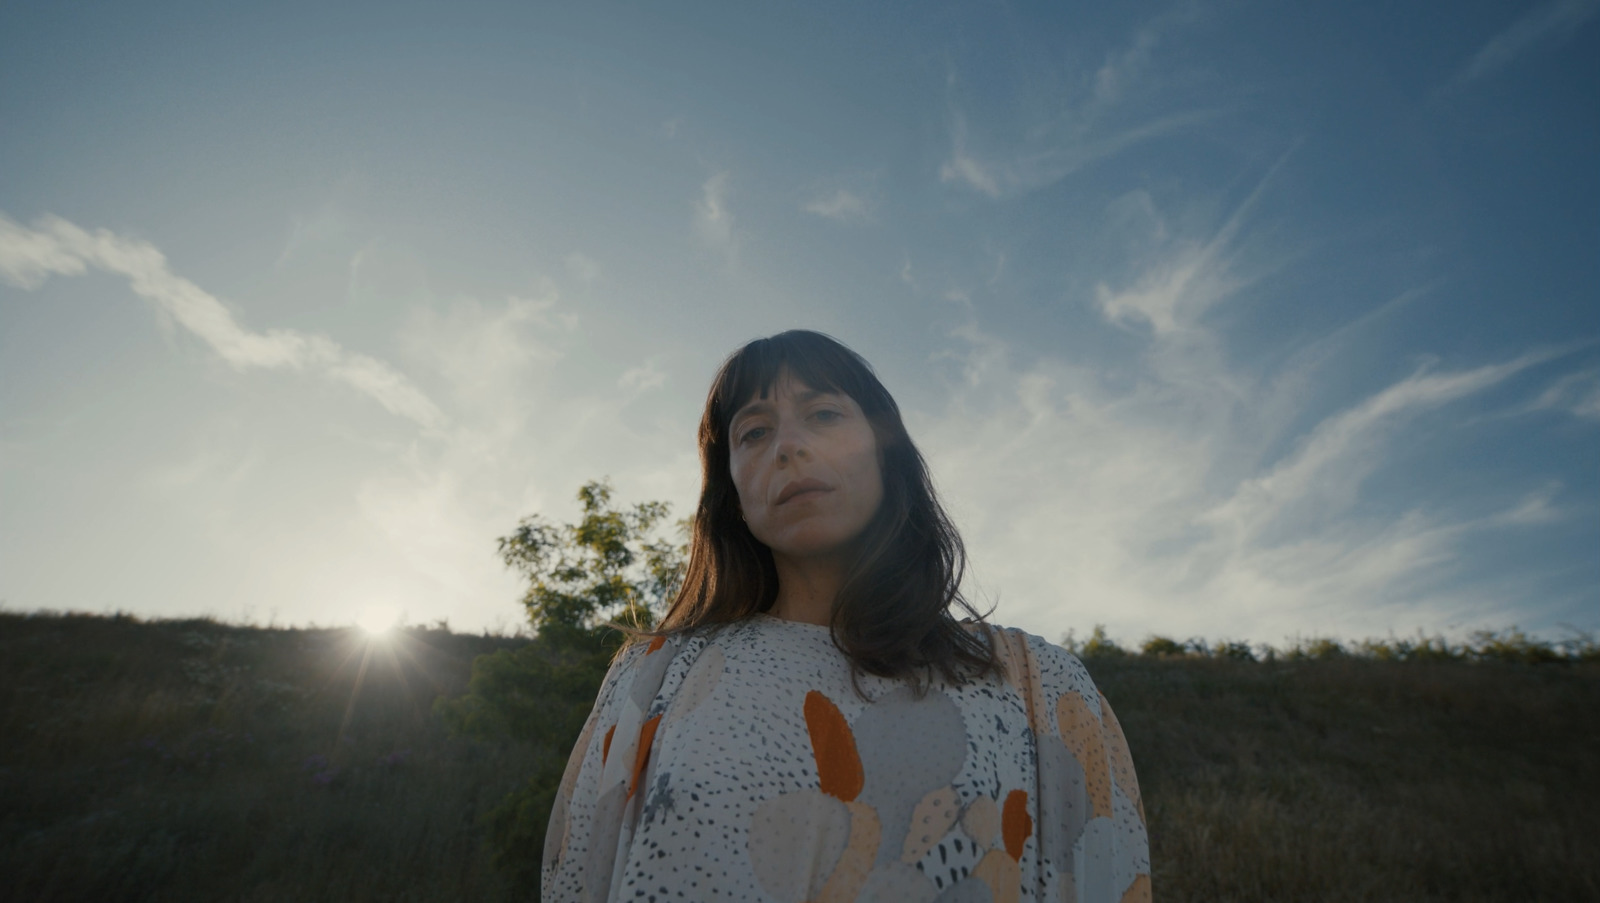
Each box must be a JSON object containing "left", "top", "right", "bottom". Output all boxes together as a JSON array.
[
  {"left": 1001, "top": 789, "right": 1032, "bottom": 861},
  {"left": 1120, "top": 873, "right": 1152, "bottom": 902},
  {"left": 1057, "top": 690, "right": 1114, "bottom": 819},
  {"left": 803, "top": 690, "right": 864, "bottom": 802},
  {"left": 627, "top": 715, "right": 661, "bottom": 799}
]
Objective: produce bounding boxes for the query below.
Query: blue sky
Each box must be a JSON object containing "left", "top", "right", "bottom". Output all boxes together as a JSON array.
[{"left": 2, "top": 0, "right": 1596, "bottom": 646}]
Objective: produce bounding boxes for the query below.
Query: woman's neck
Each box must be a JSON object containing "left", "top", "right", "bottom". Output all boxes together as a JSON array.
[{"left": 768, "top": 553, "right": 848, "bottom": 626}]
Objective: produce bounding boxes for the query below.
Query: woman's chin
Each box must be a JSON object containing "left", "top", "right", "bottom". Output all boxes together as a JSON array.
[{"left": 765, "top": 529, "right": 862, "bottom": 564}]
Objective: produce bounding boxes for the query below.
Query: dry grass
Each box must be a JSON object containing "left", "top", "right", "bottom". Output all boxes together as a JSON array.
[
  {"left": 4, "top": 611, "right": 1597, "bottom": 901},
  {"left": 1089, "top": 655, "right": 1600, "bottom": 902},
  {"left": 0, "top": 611, "right": 537, "bottom": 902}
]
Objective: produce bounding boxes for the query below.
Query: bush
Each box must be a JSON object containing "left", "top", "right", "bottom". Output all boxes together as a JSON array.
[
  {"left": 1558, "top": 627, "right": 1600, "bottom": 663},
  {"left": 1211, "top": 640, "right": 1257, "bottom": 662},
  {"left": 1353, "top": 633, "right": 1465, "bottom": 663},
  {"left": 1466, "top": 627, "right": 1564, "bottom": 665},
  {"left": 1141, "top": 635, "right": 1186, "bottom": 657},
  {"left": 1123, "top": 628, "right": 1595, "bottom": 666},
  {"left": 1285, "top": 637, "right": 1346, "bottom": 661},
  {"left": 1080, "top": 624, "right": 1127, "bottom": 658}
]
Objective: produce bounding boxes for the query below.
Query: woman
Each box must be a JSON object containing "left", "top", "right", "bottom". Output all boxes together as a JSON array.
[{"left": 543, "top": 331, "right": 1151, "bottom": 903}]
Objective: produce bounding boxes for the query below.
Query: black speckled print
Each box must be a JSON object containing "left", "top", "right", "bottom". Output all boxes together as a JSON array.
[{"left": 542, "top": 616, "right": 1151, "bottom": 903}]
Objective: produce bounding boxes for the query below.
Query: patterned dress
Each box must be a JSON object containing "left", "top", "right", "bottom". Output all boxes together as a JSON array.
[{"left": 543, "top": 614, "right": 1151, "bottom": 903}]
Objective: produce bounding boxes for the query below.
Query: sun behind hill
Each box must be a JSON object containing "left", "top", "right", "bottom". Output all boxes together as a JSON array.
[{"left": 357, "top": 605, "right": 399, "bottom": 638}]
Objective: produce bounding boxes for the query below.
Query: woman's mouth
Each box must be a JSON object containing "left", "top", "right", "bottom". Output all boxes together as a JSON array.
[{"left": 776, "top": 479, "right": 831, "bottom": 505}]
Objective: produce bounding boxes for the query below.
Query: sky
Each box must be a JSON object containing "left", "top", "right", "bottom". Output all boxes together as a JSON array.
[{"left": 2, "top": 0, "right": 1596, "bottom": 647}]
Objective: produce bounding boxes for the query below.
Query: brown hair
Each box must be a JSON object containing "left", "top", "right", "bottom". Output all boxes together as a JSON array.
[{"left": 656, "top": 329, "right": 1001, "bottom": 688}]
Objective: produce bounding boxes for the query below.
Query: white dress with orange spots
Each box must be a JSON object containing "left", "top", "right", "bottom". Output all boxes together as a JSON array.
[{"left": 543, "top": 615, "right": 1151, "bottom": 903}]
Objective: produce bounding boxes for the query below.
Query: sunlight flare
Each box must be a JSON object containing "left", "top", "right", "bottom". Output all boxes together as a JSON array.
[{"left": 358, "top": 605, "right": 399, "bottom": 638}]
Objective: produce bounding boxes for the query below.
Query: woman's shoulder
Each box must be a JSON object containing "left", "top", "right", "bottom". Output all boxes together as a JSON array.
[
  {"left": 965, "top": 619, "right": 1080, "bottom": 662},
  {"left": 597, "top": 621, "right": 765, "bottom": 709},
  {"left": 965, "top": 620, "right": 1102, "bottom": 699},
  {"left": 597, "top": 628, "right": 714, "bottom": 694}
]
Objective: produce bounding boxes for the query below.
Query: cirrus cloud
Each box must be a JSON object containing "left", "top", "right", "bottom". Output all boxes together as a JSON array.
[{"left": 0, "top": 212, "right": 448, "bottom": 431}]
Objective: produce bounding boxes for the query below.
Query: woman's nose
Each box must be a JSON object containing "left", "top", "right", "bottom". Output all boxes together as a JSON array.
[{"left": 774, "top": 421, "right": 809, "bottom": 464}]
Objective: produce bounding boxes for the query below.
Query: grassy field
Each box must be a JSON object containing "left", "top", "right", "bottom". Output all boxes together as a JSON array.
[
  {"left": 3, "top": 611, "right": 1597, "bottom": 902},
  {"left": 0, "top": 612, "right": 539, "bottom": 902},
  {"left": 1092, "top": 653, "right": 1600, "bottom": 901}
]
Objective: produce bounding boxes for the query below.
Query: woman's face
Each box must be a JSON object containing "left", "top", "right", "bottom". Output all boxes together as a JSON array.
[{"left": 727, "top": 371, "right": 884, "bottom": 565}]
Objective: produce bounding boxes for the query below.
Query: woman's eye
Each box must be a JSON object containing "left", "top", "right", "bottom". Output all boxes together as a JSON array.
[
  {"left": 739, "top": 426, "right": 768, "bottom": 444},
  {"left": 812, "top": 409, "right": 841, "bottom": 423}
]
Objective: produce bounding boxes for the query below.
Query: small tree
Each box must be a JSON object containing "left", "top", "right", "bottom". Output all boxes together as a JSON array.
[
  {"left": 1065, "top": 624, "right": 1127, "bottom": 658},
  {"left": 436, "top": 480, "right": 685, "bottom": 895}
]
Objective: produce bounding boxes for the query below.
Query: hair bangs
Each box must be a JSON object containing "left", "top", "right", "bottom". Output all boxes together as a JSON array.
[{"left": 708, "top": 331, "right": 884, "bottom": 445}]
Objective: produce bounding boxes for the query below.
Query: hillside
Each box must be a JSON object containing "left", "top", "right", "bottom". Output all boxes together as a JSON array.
[
  {"left": 3, "top": 612, "right": 1597, "bottom": 902},
  {"left": 1089, "top": 652, "right": 1600, "bottom": 901},
  {"left": 1, "top": 612, "right": 536, "bottom": 901}
]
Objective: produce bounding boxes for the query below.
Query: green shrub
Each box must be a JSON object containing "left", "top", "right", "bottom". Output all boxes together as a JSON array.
[
  {"left": 1286, "top": 637, "right": 1346, "bottom": 661},
  {"left": 1211, "top": 640, "right": 1257, "bottom": 662},
  {"left": 1558, "top": 627, "right": 1600, "bottom": 663},
  {"left": 1466, "top": 627, "right": 1564, "bottom": 664},
  {"left": 1141, "top": 635, "right": 1186, "bottom": 657},
  {"left": 1353, "top": 633, "right": 1465, "bottom": 663},
  {"left": 1080, "top": 624, "right": 1127, "bottom": 658}
]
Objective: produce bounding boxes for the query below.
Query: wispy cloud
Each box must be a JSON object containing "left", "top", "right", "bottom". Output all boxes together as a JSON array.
[
  {"left": 938, "top": 113, "right": 1000, "bottom": 198},
  {"left": 939, "top": 8, "right": 1215, "bottom": 199},
  {"left": 275, "top": 202, "right": 351, "bottom": 268},
  {"left": 618, "top": 360, "right": 668, "bottom": 392},
  {"left": 802, "top": 188, "right": 870, "bottom": 222},
  {"left": 914, "top": 177, "right": 1583, "bottom": 645},
  {"left": 1527, "top": 368, "right": 1600, "bottom": 419},
  {"left": 1203, "top": 351, "right": 1562, "bottom": 545},
  {"left": 693, "top": 172, "right": 737, "bottom": 261},
  {"left": 934, "top": 105, "right": 1209, "bottom": 202},
  {"left": 924, "top": 324, "right": 1575, "bottom": 646},
  {"left": 899, "top": 256, "right": 919, "bottom": 289},
  {"left": 1092, "top": 17, "right": 1165, "bottom": 106},
  {"left": 940, "top": 110, "right": 1213, "bottom": 200},
  {"left": 1095, "top": 149, "right": 1292, "bottom": 336},
  {"left": 395, "top": 288, "right": 574, "bottom": 415},
  {"left": 1094, "top": 204, "right": 1244, "bottom": 337},
  {"left": 0, "top": 212, "right": 447, "bottom": 431},
  {"left": 1452, "top": 0, "right": 1600, "bottom": 87},
  {"left": 564, "top": 251, "right": 602, "bottom": 288}
]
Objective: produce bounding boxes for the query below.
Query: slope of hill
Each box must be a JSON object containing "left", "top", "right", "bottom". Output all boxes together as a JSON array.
[
  {"left": 1, "top": 612, "right": 537, "bottom": 901},
  {"left": 3, "top": 611, "right": 1596, "bottom": 901},
  {"left": 1093, "top": 653, "right": 1600, "bottom": 901}
]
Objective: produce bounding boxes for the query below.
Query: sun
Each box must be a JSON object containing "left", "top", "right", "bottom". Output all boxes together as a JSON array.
[{"left": 357, "top": 604, "right": 399, "bottom": 638}]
